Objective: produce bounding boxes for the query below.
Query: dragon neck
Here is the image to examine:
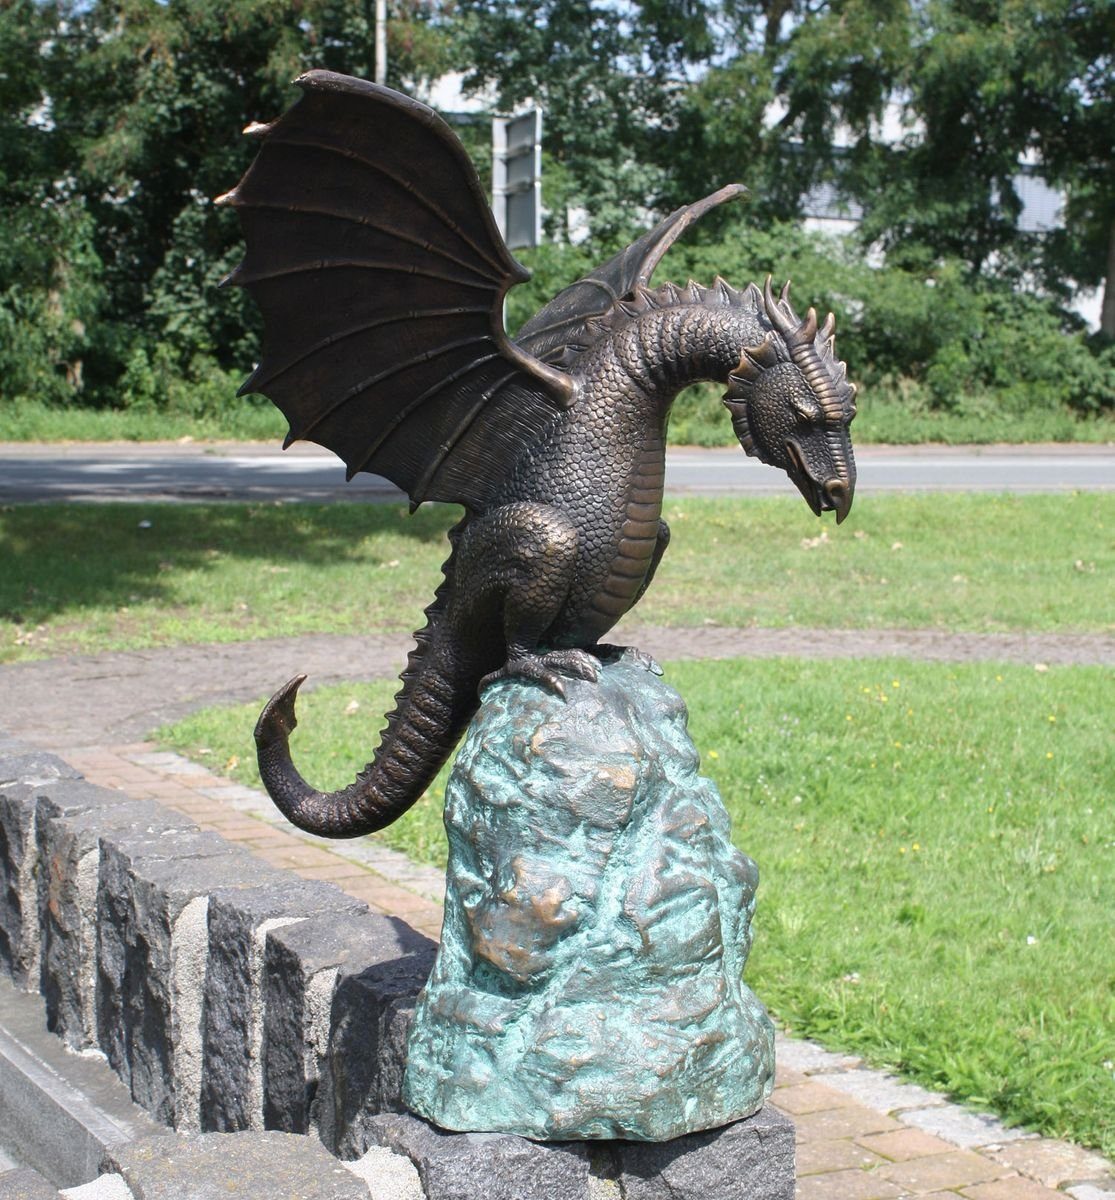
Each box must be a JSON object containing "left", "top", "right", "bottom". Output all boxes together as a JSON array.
[{"left": 599, "top": 282, "right": 770, "bottom": 417}]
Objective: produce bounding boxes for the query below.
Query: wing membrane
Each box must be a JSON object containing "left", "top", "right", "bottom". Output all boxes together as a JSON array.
[{"left": 222, "top": 71, "right": 572, "bottom": 508}]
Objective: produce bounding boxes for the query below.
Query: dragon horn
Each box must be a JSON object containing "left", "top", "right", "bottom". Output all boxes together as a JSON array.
[{"left": 763, "top": 275, "right": 822, "bottom": 349}]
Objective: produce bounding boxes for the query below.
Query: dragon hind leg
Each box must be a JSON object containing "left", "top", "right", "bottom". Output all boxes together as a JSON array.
[{"left": 449, "top": 501, "right": 592, "bottom": 698}]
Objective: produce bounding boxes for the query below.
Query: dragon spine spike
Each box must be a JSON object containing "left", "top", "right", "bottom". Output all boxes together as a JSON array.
[
  {"left": 763, "top": 276, "right": 799, "bottom": 339},
  {"left": 242, "top": 120, "right": 274, "bottom": 138},
  {"left": 632, "top": 283, "right": 659, "bottom": 307},
  {"left": 713, "top": 276, "right": 738, "bottom": 304},
  {"left": 730, "top": 357, "right": 760, "bottom": 385},
  {"left": 585, "top": 275, "right": 765, "bottom": 340},
  {"left": 820, "top": 312, "right": 836, "bottom": 342}
]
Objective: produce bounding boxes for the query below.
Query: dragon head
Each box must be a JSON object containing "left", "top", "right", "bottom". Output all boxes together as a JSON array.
[{"left": 723, "top": 278, "right": 857, "bottom": 523}]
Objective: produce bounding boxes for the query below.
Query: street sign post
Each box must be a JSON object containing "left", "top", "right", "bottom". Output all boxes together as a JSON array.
[{"left": 492, "top": 108, "right": 542, "bottom": 249}]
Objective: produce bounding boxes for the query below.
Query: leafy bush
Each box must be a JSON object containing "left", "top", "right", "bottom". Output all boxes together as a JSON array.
[{"left": 514, "top": 217, "right": 1114, "bottom": 447}]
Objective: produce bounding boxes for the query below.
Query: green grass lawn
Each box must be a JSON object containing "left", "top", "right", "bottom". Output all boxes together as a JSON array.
[
  {"left": 2, "top": 492, "right": 1112, "bottom": 662},
  {"left": 5, "top": 390, "right": 1115, "bottom": 445},
  {"left": 159, "top": 655, "right": 1115, "bottom": 1154},
  {"left": 0, "top": 398, "right": 287, "bottom": 443}
]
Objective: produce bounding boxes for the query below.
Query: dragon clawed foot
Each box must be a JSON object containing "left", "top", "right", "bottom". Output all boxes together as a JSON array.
[
  {"left": 254, "top": 674, "right": 307, "bottom": 747},
  {"left": 480, "top": 649, "right": 600, "bottom": 699}
]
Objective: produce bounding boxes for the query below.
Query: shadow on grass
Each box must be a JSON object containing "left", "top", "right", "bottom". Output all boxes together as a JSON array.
[{"left": 0, "top": 501, "right": 459, "bottom": 625}]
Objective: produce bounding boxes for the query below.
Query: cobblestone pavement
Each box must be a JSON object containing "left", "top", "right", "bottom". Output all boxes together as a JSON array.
[{"left": 8, "top": 627, "right": 1114, "bottom": 1199}]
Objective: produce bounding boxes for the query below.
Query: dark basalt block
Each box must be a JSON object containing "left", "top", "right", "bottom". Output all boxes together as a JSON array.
[
  {"left": 608, "top": 1104, "right": 795, "bottom": 1199},
  {"left": 366, "top": 1111, "right": 590, "bottom": 1200},
  {"left": 35, "top": 780, "right": 196, "bottom": 1048},
  {"left": 364, "top": 1105, "right": 794, "bottom": 1200},
  {"left": 263, "top": 909, "right": 434, "bottom": 1138},
  {"left": 0, "top": 755, "right": 82, "bottom": 988},
  {"left": 314, "top": 920, "right": 437, "bottom": 1158},
  {"left": 95, "top": 829, "right": 272, "bottom": 1127},
  {"left": 200, "top": 878, "right": 367, "bottom": 1134}
]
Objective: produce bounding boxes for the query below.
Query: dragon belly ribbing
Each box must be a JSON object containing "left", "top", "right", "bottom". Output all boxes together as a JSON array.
[{"left": 583, "top": 446, "right": 664, "bottom": 628}]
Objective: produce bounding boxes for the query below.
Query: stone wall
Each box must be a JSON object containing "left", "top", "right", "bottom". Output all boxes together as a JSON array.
[{"left": 0, "top": 743, "right": 436, "bottom": 1156}]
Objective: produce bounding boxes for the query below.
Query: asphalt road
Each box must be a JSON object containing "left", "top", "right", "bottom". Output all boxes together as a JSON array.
[{"left": 1, "top": 440, "right": 1113, "bottom": 503}]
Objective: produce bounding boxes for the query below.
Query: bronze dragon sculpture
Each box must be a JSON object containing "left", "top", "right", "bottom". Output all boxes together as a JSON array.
[{"left": 221, "top": 70, "right": 858, "bottom": 839}]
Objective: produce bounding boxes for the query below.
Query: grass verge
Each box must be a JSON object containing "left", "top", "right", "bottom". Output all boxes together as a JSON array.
[
  {"left": 159, "top": 656, "right": 1115, "bottom": 1154},
  {"left": 3, "top": 493, "right": 1112, "bottom": 662},
  {"left": 0, "top": 398, "right": 287, "bottom": 442},
  {"left": 5, "top": 392, "right": 1114, "bottom": 445}
]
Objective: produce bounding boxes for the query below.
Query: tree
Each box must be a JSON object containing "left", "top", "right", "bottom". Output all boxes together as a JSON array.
[
  {"left": 22, "top": 0, "right": 457, "bottom": 407},
  {"left": 834, "top": 0, "right": 1115, "bottom": 333},
  {"left": 454, "top": 0, "right": 725, "bottom": 242}
]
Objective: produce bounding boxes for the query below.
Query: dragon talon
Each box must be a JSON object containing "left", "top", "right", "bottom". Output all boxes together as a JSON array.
[
  {"left": 541, "top": 649, "right": 600, "bottom": 683},
  {"left": 479, "top": 650, "right": 606, "bottom": 698}
]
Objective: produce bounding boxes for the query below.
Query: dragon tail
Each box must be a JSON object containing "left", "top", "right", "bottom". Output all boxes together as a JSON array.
[{"left": 253, "top": 539, "right": 480, "bottom": 838}]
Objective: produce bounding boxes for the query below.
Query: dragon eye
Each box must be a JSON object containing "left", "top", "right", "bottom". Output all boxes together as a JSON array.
[{"left": 792, "top": 396, "right": 820, "bottom": 422}]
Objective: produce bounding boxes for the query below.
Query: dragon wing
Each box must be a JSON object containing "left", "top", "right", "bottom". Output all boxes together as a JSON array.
[
  {"left": 514, "top": 183, "right": 747, "bottom": 369},
  {"left": 220, "top": 70, "right": 573, "bottom": 510}
]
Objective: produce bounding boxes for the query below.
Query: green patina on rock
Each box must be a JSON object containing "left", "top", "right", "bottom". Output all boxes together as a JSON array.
[{"left": 403, "top": 651, "right": 774, "bottom": 1141}]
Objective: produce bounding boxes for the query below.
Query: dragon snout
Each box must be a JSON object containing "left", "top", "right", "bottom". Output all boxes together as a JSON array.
[{"left": 822, "top": 477, "right": 853, "bottom": 524}]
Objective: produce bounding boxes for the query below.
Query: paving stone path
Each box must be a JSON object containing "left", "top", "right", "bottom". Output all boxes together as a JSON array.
[
  {"left": 5, "top": 626, "right": 1114, "bottom": 1199},
  {"left": 6, "top": 623, "right": 1114, "bottom": 749}
]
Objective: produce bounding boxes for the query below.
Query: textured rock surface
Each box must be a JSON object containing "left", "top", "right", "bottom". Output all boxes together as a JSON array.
[
  {"left": 200, "top": 879, "right": 367, "bottom": 1133},
  {"left": 0, "top": 753, "right": 82, "bottom": 988},
  {"left": 0, "top": 1168, "right": 63, "bottom": 1200},
  {"left": 264, "top": 911, "right": 433, "bottom": 1138},
  {"left": 608, "top": 1104, "right": 794, "bottom": 1199},
  {"left": 95, "top": 831, "right": 268, "bottom": 1126},
  {"left": 404, "top": 652, "right": 774, "bottom": 1140},
  {"left": 0, "top": 784, "right": 45, "bottom": 988},
  {"left": 367, "top": 1112, "right": 590, "bottom": 1200},
  {"left": 102, "top": 1132, "right": 369, "bottom": 1199},
  {"left": 35, "top": 782, "right": 195, "bottom": 1049},
  {"left": 317, "top": 921, "right": 437, "bottom": 1158}
]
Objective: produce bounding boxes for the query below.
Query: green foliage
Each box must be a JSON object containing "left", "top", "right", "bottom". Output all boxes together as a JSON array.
[
  {"left": 2, "top": 0, "right": 1112, "bottom": 435},
  {"left": 1, "top": 0, "right": 456, "bottom": 421},
  {"left": 512, "top": 218, "right": 1115, "bottom": 446},
  {"left": 158, "top": 656, "right": 1115, "bottom": 1153}
]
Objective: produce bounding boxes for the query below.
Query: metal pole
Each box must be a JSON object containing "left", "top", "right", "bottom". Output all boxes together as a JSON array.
[{"left": 375, "top": 0, "right": 387, "bottom": 85}]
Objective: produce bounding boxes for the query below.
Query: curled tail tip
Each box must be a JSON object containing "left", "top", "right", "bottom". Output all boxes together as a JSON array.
[{"left": 255, "top": 674, "right": 308, "bottom": 746}]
